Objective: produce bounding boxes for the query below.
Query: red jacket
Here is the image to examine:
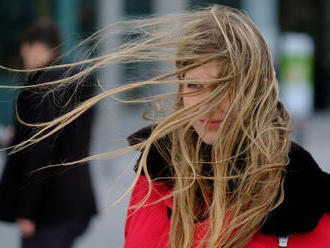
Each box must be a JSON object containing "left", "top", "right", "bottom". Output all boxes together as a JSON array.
[
  {"left": 125, "top": 176, "right": 330, "bottom": 248},
  {"left": 125, "top": 127, "right": 330, "bottom": 247}
]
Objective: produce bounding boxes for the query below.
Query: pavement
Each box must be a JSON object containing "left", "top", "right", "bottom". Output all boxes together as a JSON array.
[{"left": 0, "top": 107, "right": 329, "bottom": 248}]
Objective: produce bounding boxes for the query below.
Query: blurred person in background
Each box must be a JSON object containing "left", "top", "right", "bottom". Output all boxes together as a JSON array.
[{"left": 0, "top": 20, "right": 97, "bottom": 248}]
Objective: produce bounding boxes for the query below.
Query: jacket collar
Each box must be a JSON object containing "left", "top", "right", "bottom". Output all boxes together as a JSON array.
[{"left": 128, "top": 125, "right": 330, "bottom": 235}]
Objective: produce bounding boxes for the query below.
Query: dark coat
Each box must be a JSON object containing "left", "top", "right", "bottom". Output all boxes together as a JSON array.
[
  {"left": 0, "top": 66, "right": 97, "bottom": 226},
  {"left": 125, "top": 126, "right": 330, "bottom": 248}
]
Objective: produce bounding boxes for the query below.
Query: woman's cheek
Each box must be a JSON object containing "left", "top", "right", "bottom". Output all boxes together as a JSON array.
[{"left": 183, "top": 97, "right": 194, "bottom": 108}]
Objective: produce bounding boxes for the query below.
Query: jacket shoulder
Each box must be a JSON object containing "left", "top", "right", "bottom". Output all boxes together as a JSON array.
[
  {"left": 288, "top": 142, "right": 323, "bottom": 172},
  {"left": 262, "top": 142, "right": 330, "bottom": 235}
]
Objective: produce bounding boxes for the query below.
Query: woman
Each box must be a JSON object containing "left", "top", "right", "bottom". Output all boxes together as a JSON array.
[
  {"left": 124, "top": 5, "right": 330, "bottom": 248},
  {"left": 1, "top": 4, "right": 329, "bottom": 248}
]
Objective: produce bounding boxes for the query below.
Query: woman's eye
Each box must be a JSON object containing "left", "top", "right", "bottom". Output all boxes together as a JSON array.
[{"left": 187, "top": 83, "right": 203, "bottom": 89}]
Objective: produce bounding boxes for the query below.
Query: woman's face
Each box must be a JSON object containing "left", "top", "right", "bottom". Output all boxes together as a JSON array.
[{"left": 183, "top": 60, "right": 231, "bottom": 145}]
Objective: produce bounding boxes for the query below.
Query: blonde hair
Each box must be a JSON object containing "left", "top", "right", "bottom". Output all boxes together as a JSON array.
[{"left": 2, "top": 4, "right": 291, "bottom": 248}]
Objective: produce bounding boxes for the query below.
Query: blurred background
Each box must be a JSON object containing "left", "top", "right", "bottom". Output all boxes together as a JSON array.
[{"left": 0, "top": 0, "right": 329, "bottom": 247}]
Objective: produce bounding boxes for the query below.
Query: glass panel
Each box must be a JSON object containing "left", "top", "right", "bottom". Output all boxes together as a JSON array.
[
  {"left": 120, "top": 0, "right": 154, "bottom": 107},
  {"left": 189, "top": 0, "right": 241, "bottom": 9}
]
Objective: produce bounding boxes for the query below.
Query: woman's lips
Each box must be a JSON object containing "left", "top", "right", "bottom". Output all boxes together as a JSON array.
[{"left": 200, "top": 119, "right": 222, "bottom": 128}]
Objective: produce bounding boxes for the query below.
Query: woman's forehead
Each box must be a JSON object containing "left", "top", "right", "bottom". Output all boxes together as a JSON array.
[{"left": 184, "top": 61, "right": 222, "bottom": 80}]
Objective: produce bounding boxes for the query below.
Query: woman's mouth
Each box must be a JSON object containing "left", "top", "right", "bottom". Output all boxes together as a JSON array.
[{"left": 200, "top": 119, "right": 222, "bottom": 128}]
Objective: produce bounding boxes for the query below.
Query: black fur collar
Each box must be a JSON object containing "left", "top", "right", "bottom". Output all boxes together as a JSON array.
[{"left": 128, "top": 126, "right": 330, "bottom": 236}]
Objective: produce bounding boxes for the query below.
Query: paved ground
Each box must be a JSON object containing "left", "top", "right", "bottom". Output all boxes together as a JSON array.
[{"left": 0, "top": 107, "right": 329, "bottom": 248}]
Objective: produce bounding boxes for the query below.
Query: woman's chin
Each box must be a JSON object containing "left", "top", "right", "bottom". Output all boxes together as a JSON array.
[
  {"left": 195, "top": 129, "right": 216, "bottom": 145},
  {"left": 200, "top": 136, "right": 215, "bottom": 145}
]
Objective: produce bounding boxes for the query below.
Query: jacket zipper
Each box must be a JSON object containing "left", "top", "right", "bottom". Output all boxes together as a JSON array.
[{"left": 278, "top": 235, "right": 289, "bottom": 247}]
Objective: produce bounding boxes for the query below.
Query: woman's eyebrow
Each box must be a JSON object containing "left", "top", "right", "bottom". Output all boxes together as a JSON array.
[{"left": 184, "top": 76, "right": 208, "bottom": 81}]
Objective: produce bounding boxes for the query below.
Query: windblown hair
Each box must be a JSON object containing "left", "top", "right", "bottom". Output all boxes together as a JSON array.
[
  {"left": 159, "top": 5, "right": 291, "bottom": 248},
  {"left": 1, "top": 4, "right": 291, "bottom": 248}
]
